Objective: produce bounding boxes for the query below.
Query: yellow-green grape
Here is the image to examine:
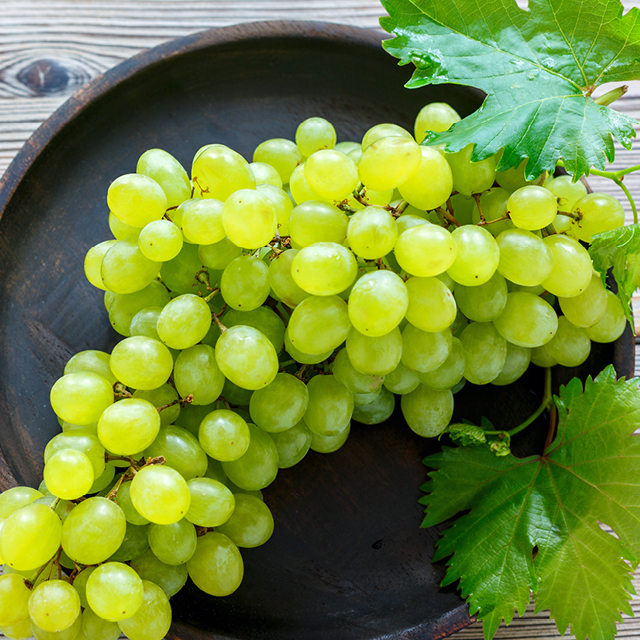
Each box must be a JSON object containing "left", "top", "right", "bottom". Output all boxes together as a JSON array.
[
  {"left": 110, "top": 336, "right": 173, "bottom": 390},
  {"left": 215, "top": 325, "right": 278, "bottom": 390},
  {"left": 28, "top": 580, "right": 80, "bottom": 633},
  {"left": 0, "top": 487, "right": 43, "bottom": 519},
  {"left": 271, "top": 421, "right": 312, "bottom": 468},
  {"left": 493, "top": 292, "right": 558, "bottom": 348},
  {"left": 74, "top": 568, "right": 97, "bottom": 609},
  {"left": 107, "top": 174, "right": 167, "bottom": 228},
  {"left": 401, "top": 325, "right": 452, "bottom": 373},
  {"left": 447, "top": 226, "right": 499, "bottom": 286},
  {"left": 109, "top": 281, "right": 171, "bottom": 337},
  {"left": 268, "top": 250, "right": 310, "bottom": 308},
  {"left": 496, "top": 228, "right": 554, "bottom": 286},
  {"left": 117, "top": 580, "right": 172, "bottom": 640},
  {"left": 85, "top": 240, "right": 118, "bottom": 290},
  {"left": 405, "top": 276, "right": 456, "bottom": 333},
  {"left": 64, "top": 350, "right": 117, "bottom": 385},
  {"left": 541, "top": 235, "right": 592, "bottom": 298},
  {"left": 347, "top": 206, "right": 398, "bottom": 259},
  {"left": 507, "top": 185, "right": 558, "bottom": 230},
  {"left": 495, "top": 158, "right": 546, "bottom": 192},
  {"left": 459, "top": 322, "right": 507, "bottom": 384},
  {"left": 398, "top": 146, "right": 453, "bottom": 210},
  {"left": 396, "top": 213, "right": 427, "bottom": 235},
  {"left": 289, "top": 163, "right": 325, "bottom": 204},
  {"left": 223, "top": 307, "right": 285, "bottom": 353},
  {"left": 115, "top": 482, "right": 149, "bottom": 526},
  {"left": 586, "top": 291, "right": 627, "bottom": 343},
  {"left": 491, "top": 343, "right": 531, "bottom": 386},
  {"left": 346, "top": 326, "right": 402, "bottom": 376},
  {"left": 88, "top": 464, "right": 116, "bottom": 494},
  {"left": 454, "top": 272, "right": 507, "bottom": 323},
  {"left": 352, "top": 386, "right": 395, "bottom": 424},
  {"left": 303, "top": 375, "right": 354, "bottom": 437},
  {"left": 288, "top": 201, "right": 348, "bottom": 247},
  {"left": 0, "top": 573, "right": 31, "bottom": 626},
  {"left": 448, "top": 193, "right": 476, "bottom": 225},
  {"left": 222, "top": 189, "right": 277, "bottom": 250},
  {"left": 1, "top": 618, "right": 32, "bottom": 640},
  {"left": 222, "top": 424, "right": 278, "bottom": 491},
  {"left": 43, "top": 449, "right": 94, "bottom": 500},
  {"left": 221, "top": 255, "right": 270, "bottom": 310},
  {"left": 130, "top": 465, "right": 191, "bottom": 525},
  {"left": 401, "top": 385, "right": 453, "bottom": 437},
  {"left": 101, "top": 238, "right": 161, "bottom": 294},
  {"left": 558, "top": 273, "right": 607, "bottom": 328},
  {"left": 304, "top": 150, "right": 358, "bottom": 201},
  {"left": 361, "top": 123, "right": 413, "bottom": 150},
  {"left": 134, "top": 384, "right": 181, "bottom": 426},
  {"left": 470, "top": 187, "right": 514, "bottom": 237},
  {"left": 291, "top": 243, "right": 357, "bottom": 296},
  {"left": 179, "top": 199, "right": 225, "bottom": 245},
  {"left": 348, "top": 271, "right": 408, "bottom": 337},
  {"left": 109, "top": 212, "right": 142, "bottom": 241},
  {"left": 192, "top": 144, "right": 255, "bottom": 201},
  {"left": 446, "top": 144, "right": 497, "bottom": 196},
  {"left": 354, "top": 187, "right": 394, "bottom": 207},
  {"left": 331, "top": 347, "right": 384, "bottom": 393},
  {"left": 296, "top": 117, "right": 337, "bottom": 157},
  {"left": 137, "top": 148, "right": 191, "bottom": 208},
  {"left": 185, "top": 478, "right": 235, "bottom": 528},
  {"left": 31, "top": 616, "right": 82, "bottom": 640},
  {"left": 81, "top": 608, "right": 120, "bottom": 640},
  {"left": 217, "top": 494, "right": 274, "bottom": 549},
  {"left": 44, "top": 432, "right": 105, "bottom": 479},
  {"left": 156, "top": 294, "right": 212, "bottom": 350},
  {"left": 187, "top": 532, "right": 244, "bottom": 597},
  {"left": 359, "top": 136, "right": 421, "bottom": 191},
  {"left": 543, "top": 174, "right": 588, "bottom": 210},
  {"left": 147, "top": 519, "right": 196, "bottom": 565},
  {"left": 544, "top": 317, "right": 591, "bottom": 367},
  {"left": 253, "top": 138, "right": 302, "bottom": 184},
  {"left": 129, "top": 550, "right": 187, "bottom": 599},
  {"left": 144, "top": 426, "right": 208, "bottom": 481},
  {"left": 86, "top": 562, "right": 144, "bottom": 622},
  {"left": 382, "top": 362, "right": 419, "bottom": 395},
  {"left": 250, "top": 373, "right": 309, "bottom": 433},
  {"left": 199, "top": 410, "right": 250, "bottom": 461},
  {"left": 284, "top": 330, "right": 333, "bottom": 364},
  {"left": 257, "top": 184, "right": 294, "bottom": 235},
  {"left": 98, "top": 399, "right": 161, "bottom": 456},
  {"left": 570, "top": 192, "right": 625, "bottom": 242},
  {"left": 335, "top": 141, "right": 361, "bottom": 155},
  {"left": 199, "top": 237, "right": 242, "bottom": 271},
  {"left": 50, "top": 372, "right": 114, "bottom": 426},
  {"left": 310, "top": 420, "right": 351, "bottom": 453},
  {"left": 353, "top": 387, "right": 382, "bottom": 407},
  {"left": 394, "top": 224, "right": 457, "bottom": 277},
  {"left": 287, "top": 295, "right": 351, "bottom": 354},
  {"left": 417, "top": 337, "right": 466, "bottom": 390},
  {"left": 173, "top": 344, "right": 224, "bottom": 406},
  {"left": 414, "top": 102, "right": 460, "bottom": 143},
  {"left": 250, "top": 162, "right": 283, "bottom": 188}
]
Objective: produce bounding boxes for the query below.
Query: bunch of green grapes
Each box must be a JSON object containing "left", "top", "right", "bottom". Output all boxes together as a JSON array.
[{"left": 0, "top": 105, "right": 628, "bottom": 640}]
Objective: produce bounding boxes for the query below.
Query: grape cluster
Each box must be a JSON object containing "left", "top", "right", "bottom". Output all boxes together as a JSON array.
[{"left": 0, "top": 104, "right": 628, "bottom": 640}]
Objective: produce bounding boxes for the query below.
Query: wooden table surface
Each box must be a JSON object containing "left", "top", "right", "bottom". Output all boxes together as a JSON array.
[{"left": 1, "top": 1, "right": 640, "bottom": 639}]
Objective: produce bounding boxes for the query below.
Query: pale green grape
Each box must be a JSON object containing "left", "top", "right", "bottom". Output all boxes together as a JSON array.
[
  {"left": 383, "top": 362, "right": 420, "bottom": 394},
  {"left": 137, "top": 148, "right": 191, "bottom": 208},
  {"left": 29, "top": 580, "right": 80, "bottom": 633},
  {"left": 545, "top": 317, "right": 591, "bottom": 367},
  {"left": 85, "top": 240, "right": 118, "bottom": 290},
  {"left": 222, "top": 189, "right": 277, "bottom": 249},
  {"left": 0, "top": 487, "right": 43, "bottom": 519},
  {"left": 271, "top": 421, "right": 312, "bottom": 468},
  {"left": 249, "top": 162, "right": 282, "bottom": 188},
  {"left": 98, "top": 399, "right": 161, "bottom": 456},
  {"left": 331, "top": 348, "right": 384, "bottom": 393},
  {"left": 349, "top": 187, "right": 394, "bottom": 208},
  {"left": 586, "top": 291, "right": 627, "bottom": 343},
  {"left": 507, "top": 186, "right": 557, "bottom": 230},
  {"left": 192, "top": 144, "right": 255, "bottom": 201},
  {"left": 89, "top": 464, "right": 116, "bottom": 494},
  {"left": 222, "top": 378, "right": 254, "bottom": 406},
  {"left": 109, "top": 213, "right": 142, "bottom": 241},
  {"left": 117, "top": 580, "right": 172, "bottom": 640},
  {"left": 199, "top": 237, "right": 242, "bottom": 271},
  {"left": 405, "top": 276, "right": 456, "bottom": 332},
  {"left": 491, "top": 343, "right": 531, "bottom": 386},
  {"left": 61, "top": 497, "right": 126, "bottom": 565},
  {"left": 493, "top": 292, "right": 558, "bottom": 348},
  {"left": 268, "top": 249, "right": 311, "bottom": 308},
  {"left": 541, "top": 235, "right": 592, "bottom": 297},
  {"left": 216, "top": 494, "right": 273, "bottom": 550},
  {"left": 253, "top": 138, "right": 302, "bottom": 184},
  {"left": 65, "top": 350, "right": 117, "bottom": 385},
  {"left": 401, "top": 385, "right": 453, "bottom": 437},
  {"left": 86, "top": 562, "right": 144, "bottom": 622},
  {"left": 347, "top": 206, "right": 398, "bottom": 260},
  {"left": 496, "top": 228, "right": 554, "bottom": 286},
  {"left": 110, "top": 336, "right": 173, "bottom": 390},
  {"left": 130, "top": 465, "right": 191, "bottom": 525},
  {"left": 417, "top": 337, "right": 466, "bottom": 390},
  {"left": 398, "top": 146, "right": 453, "bottom": 210},
  {"left": 353, "top": 386, "right": 395, "bottom": 424},
  {"left": 284, "top": 331, "right": 333, "bottom": 364},
  {"left": 178, "top": 402, "right": 217, "bottom": 438},
  {"left": 458, "top": 323, "right": 507, "bottom": 384},
  {"left": 174, "top": 344, "right": 225, "bottom": 405},
  {"left": 223, "top": 307, "right": 285, "bottom": 353},
  {"left": 361, "top": 123, "right": 412, "bottom": 150},
  {"left": 359, "top": 136, "right": 421, "bottom": 191},
  {"left": 303, "top": 375, "right": 354, "bottom": 437},
  {"left": 470, "top": 188, "right": 514, "bottom": 237},
  {"left": 310, "top": 420, "right": 350, "bottom": 453},
  {"left": 353, "top": 387, "right": 382, "bottom": 407},
  {"left": 72, "top": 567, "right": 95, "bottom": 609},
  {"left": 296, "top": 117, "right": 337, "bottom": 157},
  {"left": 446, "top": 144, "right": 497, "bottom": 196},
  {"left": 454, "top": 272, "right": 507, "bottom": 323},
  {"left": 45, "top": 431, "right": 105, "bottom": 479},
  {"left": 570, "top": 192, "right": 625, "bottom": 242},
  {"left": 222, "top": 424, "right": 278, "bottom": 491},
  {"left": 148, "top": 519, "right": 196, "bottom": 565},
  {"left": 448, "top": 193, "right": 476, "bottom": 225},
  {"left": 304, "top": 150, "right": 358, "bottom": 200},
  {"left": 288, "top": 201, "right": 348, "bottom": 247},
  {"left": 81, "top": 607, "right": 120, "bottom": 640},
  {"left": 31, "top": 616, "right": 81, "bottom": 640},
  {"left": 108, "top": 174, "right": 167, "bottom": 228},
  {"left": 157, "top": 243, "right": 204, "bottom": 295},
  {"left": 447, "top": 226, "right": 499, "bottom": 286},
  {"left": 0, "top": 573, "right": 30, "bottom": 626},
  {"left": 50, "top": 372, "right": 114, "bottom": 426},
  {"left": 396, "top": 214, "right": 428, "bottom": 235},
  {"left": 44, "top": 449, "right": 94, "bottom": 500},
  {"left": 2, "top": 619, "right": 32, "bottom": 640},
  {"left": 346, "top": 327, "right": 403, "bottom": 376},
  {"left": 401, "top": 325, "right": 452, "bottom": 373},
  {"left": 257, "top": 184, "right": 294, "bottom": 235},
  {"left": 250, "top": 373, "right": 309, "bottom": 433},
  {"left": 116, "top": 481, "right": 150, "bottom": 526},
  {"left": 134, "top": 384, "right": 181, "bottom": 426},
  {"left": 291, "top": 242, "right": 357, "bottom": 296},
  {"left": 101, "top": 238, "right": 161, "bottom": 294},
  {"left": 558, "top": 273, "right": 607, "bottom": 328},
  {"left": 138, "top": 220, "right": 183, "bottom": 262},
  {"left": 156, "top": 294, "right": 212, "bottom": 350},
  {"left": 144, "top": 426, "right": 208, "bottom": 481},
  {"left": 394, "top": 224, "right": 457, "bottom": 277},
  {"left": 187, "top": 532, "right": 243, "bottom": 596},
  {"left": 130, "top": 549, "right": 188, "bottom": 599},
  {"left": 543, "top": 174, "right": 587, "bottom": 210},
  {"left": 180, "top": 199, "right": 225, "bottom": 245},
  {"left": 414, "top": 102, "right": 460, "bottom": 142},
  {"left": 108, "top": 280, "right": 170, "bottom": 336},
  {"left": 185, "top": 477, "right": 235, "bottom": 527},
  {"left": 334, "top": 141, "right": 361, "bottom": 155},
  {"left": 495, "top": 159, "right": 546, "bottom": 192},
  {"left": 289, "top": 164, "right": 325, "bottom": 204}
]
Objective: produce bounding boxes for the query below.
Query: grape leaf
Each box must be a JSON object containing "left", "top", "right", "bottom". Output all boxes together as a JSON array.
[
  {"left": 380, "top": 0, "right": 640, "bottom": 180},
  {"left": 420, "top": 366, "right": 640, "bottom": 640},
  {"left": 444, "top": 423, "right": 487, "bottom": 445}
]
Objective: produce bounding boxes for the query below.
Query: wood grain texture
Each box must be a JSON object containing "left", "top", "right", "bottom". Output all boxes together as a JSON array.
[{"left": 0, "top": 2, "right": 639, "bottom": 639}]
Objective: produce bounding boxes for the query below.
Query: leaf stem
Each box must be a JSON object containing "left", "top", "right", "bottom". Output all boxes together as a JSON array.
[{"left": 614, "top": 177, "right": 638, "bottom": 224}]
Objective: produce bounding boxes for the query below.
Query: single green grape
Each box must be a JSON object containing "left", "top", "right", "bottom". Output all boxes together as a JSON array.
[
  {"left": 250, "top": 373, "right": 309, "bottom": 433},
  {"left": 507, "top": 185, "right": 558, "bottom": 230},
  {"left": 43, "top": 449, "right": 94, "bottom": 500},
  {"left": 180, "top": 199, "right": 226, "bottom": 245},
  {"left": 289, "top": 201, "right": 349, "bottom": 247},
  {"left": 221, "top": 255, "right": 271, "bottom": 311},
  {"left": 130, "top": 549, "right": 188, "bottom": 599},
  {"left": 358, "top": 136, "right": 421, "bottom": 191},
  {"left": 217, "top": 494, "right": 274, "bottom": 548},
  {"left": 558, "top": 273, "right": 608, "bottom": 328},
  {"left": 64, "top": 350, "right": 117, "bottom": 385},
  {"left": 346, "top": 327, "right": 403, "bottom": 376},
  {"left": 454, "top": 272, "right": 507, "bottom": 323},
  {"left": 401, "top": 325, "right": 452, "bottom": 373},
  {"left": 394, "top": 224, "right": 457, "bottom": 277},
  {"left": 28, "top": 580, "right": 80, "bottom": 633},
  {"left": 414, "top": 102, "right": 460, "bottom": 142},
  {"left": 50, "top": 372, "right": 114, "bottom": 426},
  {"left": 187, "top": 532, "right": 244, "bottom": 597},
  {"left": 352, "top": 386, "right": 396, "bottom": 424},
  {"left": 383, "top": 362, "right": 420, "bottom": 395},
  {"left": 398, "top": 146, "right": 453, "bottom": 210},
  {"left": 304, "top": 150, "right": 358, "bottom": 201},
  {"left": 496, "top": 228, "right": 554, "bottom": 286},
  {"left": 129, "top": 465, "right": 191, "bottom": 525},
  {"left": 253, "top": 138, "right": 302, "bottom": 184},
  {"left": 144, "top": 426, "right": 208, "bottom": 481},
  {"left": 284, "top": 330, "right": 334, "bottom": 365},
  {"left": 347, "top": 206, "right": 398, "bottom": 260},
  {"left": 309, "top": 421, "right": 351, "bottom": 453},
  {"left": 303, "top": 375, "right": 354, "bottom": 437},
  {"left": 296, "top": 117, "right": 337, "bottom": 157},
  {"left": 491, "top": 343, "right": 531, "bottom": 386},
  {"left": 543, "top": 174, "right": 587, "bottom": 210},
  {"left": 331, "top": 348, "right": 384, "bottom": 393},
  {"left": 493, "top": 292, "right": 558, "bottom": 348},
  {"left": 401, "top": 385, "right": 453, "bottom": 437},
  {"left": 107, "top": 174, "right": 167, "bottom": 228},
  {"left": 86, "top": 562, "right": 144, "bottom": 622},
  {"left": 1, "top": 618, "right": 32, "bottom": 640},
  {"left": 417, "top": 337, "right": 466, "bottom": 390},
  {"left": 81, "top": 607, "right": 121, "bottom": 640},
  {"left": 192, "top": 144, "right": 255, "bottom": 201},
  {"left": 541, "top": 234, "right": 592, "bottom": 298},
  {"left": 101, "top": 238, "right": 162, "bottom": 294},
  {"left": 291, "top": 243, "right": 357, "bottom": 296},
  {"left": 174, "top": 344, "right": 225, "bottom": 406},
  {"left": 445, "top": 144, "right": 497, "bottom": 196},
  {"left": 271, "top": 421, "right": 312, "bottom": 468},
  {"left": 0, "top": 573, "right": 31, "bottom": 626},
  {"left": 148, "top": 519, "right": 197, "bottom": 565},
  {"left": 136, "top": 148, "right": 190, "bottom": 208},
  {"left": 117, "top": 580, "right": 172, "bottom": 640},
  {"left": 222, "top": 424, "right": 278, "bottom": 491},
  {"left": 110, "top": 336, "right": 173, "bottom": 390},
  {"left": 138, "top": 219, "right": 183, "bottom": 262},
  {"left": 405, "top": 276, "right": 456, "bottom": 333},
  {"left": 85, "top": 240, "right": 118, "bottom": 290},
  {"left": 447, "top": 225, "right": 499, "bottom": 286},
  {"left": 544, "top": 317, "right": 591, "bottom": 367},
  {"left": 185, "top": 477, "right": 235, "bottom": 527},
  {"left": 249, "top": 162, "right": 283, "bottom": 188},
  {"left": 459, "top": 323, "right": 507, "bottom": 384},
  {"left": 585, "top": 291, "right": 628, "bottom": 343},
  {"left": 98, "top": 398, "right": 161, "bottom": 456},
  {"left": 570, "top": 192, "right": 625, "bottom": 242},
  {"left": 222, "top": 189, "right": 277, "bottom": 250}
]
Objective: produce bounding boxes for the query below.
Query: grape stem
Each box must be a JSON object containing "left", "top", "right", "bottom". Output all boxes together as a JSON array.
[
  {"left": 113, "top": 382, "right": 132, "bottom": 399},
  {"left": 212, "top": 309, "right": 228, "bottom": 334},
  {"left": 279, "top": 359, "right": 296, "bottom": 368},
  {"left": 557, "top": 210, "right": 581, "bottom": 221},
  {"left": 107, "top": 470, "right": 129, "bottom": 501},
  {"left": 196, "top": 270, "right": 216, "bottom": 292},
  {"left": 157, "top": 394, "right": 193, "bottom": 413},
  {"left": 49, "top": 497, "right": 60, "bottom": 511},
  {"left": 477, "top": 214, "right": 510, "bottom": 226},
  {"left": 295, "top": 364, "right": 309, "bottom": 380},
  {"left": 473, "top": 194, "right": 486, "bottom": 223},
  {"left": 437, "top": 204, "right": 461, "bottom": 227},
  {"left": 203, "top": 289, "right": 220, "bottom": 303}
]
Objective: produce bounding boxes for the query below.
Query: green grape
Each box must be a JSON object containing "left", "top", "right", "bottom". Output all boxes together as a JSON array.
[
  {"left": 185, "top": 477, "right": 235, "bottom": 527},
  {"left": 334, "top": 141, "right": 361, "bottom": 155},
  {"left": 288, "top": 201, "right": 348, "bottom": 247},
  {"left": 81, "top": 608, "right": 120, "bottom": 640},
  {"left": 448, "top": 193, "right": 476, "bottom": 225},
  {"left": 85, "top": 240, "right": 118, "bottom": 290},
  {"left": 454, "top": 272, "right": 507, "bottom": 323},
  {"left": 89, "top": 464, "right": 116, "bottom": 494},
  {"left": 174, "top": 344, "right": 225, "bottom": 406},
  {"left": 222, "top": 189, "right": 277, "bottom": 249},
  {"left": 414, "top": 102, "right": 460, "bottom": 142},
  {"left": 72, "top": 567, "right": 95, "bottom": 609},
  {"left": 250, "top": 162, "right": 283, "bottom": 188},
  {"left": 109, "top": 212, "right": 142, "bottom": 241},
  {"left": 29, "top": 581, "right": 79, "bottom": 633},
  {"left": 359, "top": 136, "right": 421, "bottom": 191},
  {"left": 585, "top": 291, "right": 627, "bottom": 343},
  {"left": 50, "top": 372, "right": 114, "bottom": 426},
  {"left": 287, "top": 295, "right": 351, "bottom": 354},
  {"left": 268, "top": 249, "right": 311, "bottom": 308},
  {"left": 98, "top": 399, "right": 161, "bottom": 456},
  {"left": 447, "top": 226, "right": 499, "bottom": 286},
  {"left": 86, "top": 562, "right": 144, "bottom": 622},
  {"left": 493, "top": 292, "right": 558, "bottom": 348},
  {"left": 137, "top": 219, "right": 183, "bottom": 263},
  {"left": 217, "top": 494, "right": 274, "bottom": 549},
  {"left": 61, "top": 497, "right": 126, "bottom": 564},
  {"left": 45, "top": 431, "right": 105, "bottom": 479},
  {"left": 145, "top": 426, "right": 208, "bottom": 481},
  {"left": 543, "top": 174, "right": 588, "bottom": 210},
  {"left": 158, "top": 243, "right": 204, "bottom": 295},
  {"left": 110, "top": 336, "right": 173, "bottom": 391},
  {"left": 353, "top": 387, "right": 382, "bottom": 407},
  {"left": 496, "top": 228, "right": 554, "bottom": 286},
  {"left": 0, "top": 487, "right": 44, "bottom": 519},
  {"left": 289, "top": 164, "right": 326, "bottom": 204},
  {"left": 541, "top": 235, "right": 592, "bottom": 298},
  {"left": 117, "top": 580, "right": 172, "bottom": 640},
  {"left": 291, "top": 243, "right": 357, "bottom": 296},
  {"left": 199, "top": 237, "right": 242, "bottom": 272},
  {"left": 221, "top": 256, "right": 271, "bottom": 310},
  {"left": 65, "top": 350, "right": 117, "bottom": 385},
  {"left": 109, "top": 281, "right": 171, "bottom": 337},
  {"left": 394, "top": 224, "right": 457, "bottom": 277},
  {"left": 187, "top": 532, "right": 243, "bottom": 597},
  {"left": 257, "top": 184, "right": 294, "bottom": 235},
  {"left": 304, "top": 150, "right": 358, "bottom": 201},
  {"left": 352, "top": 386, "right": 395, "bottom": 424},
  {"left": 107, "top": 174, "right": 167, "bottom": 228},
  {"left": 148, "top": 519, "right": 196, "bottom": 565},
  {"left": 491, "top": 343, "right": 531, "bottom": 386},
  {"left": 383, "top": 362, "right": 420, "bottom": 395},
  {"left": 115, "top": 482, "right": 149, "bottom": 526},
  {"left": 544, "top": 317, "right": 591, "bottom": 367},
  {"left": 570, "top": 192, "right": 625, "bottom": 242},
  {"left": 401, "top": 385, "right": 453, "bottom": 437},
  {"left": 101, "top": 238, "right": 161, "bottom": 294},
  {"left": 177, "top": 402, "right": 216, "bottom": 438},
  {"left": 558, "top": 273, "right": 608, "bottom": 328},
  {"left": 346, "top": 326, "right": 402, "bottom": 376},
  {"left": 250, "top": 373, "right": 309, "bottom": 433},
  {"left": 507, "top": 185, "right": 558, "bottom": 230},
  {"left": 2, "top": 618, "right": 32, "bottom": 640},
  {"left": 284, "top": 331, "right": 333, "bottom": 364},
  {"left": 157, "top": 294, "right": 212, "bottom": 349},
  {"left": 0, "top": 573, "right": 30, "bottom": 626},
  {"left": 179, "top": 199, "right": 225, "bottom": 245},
  {"left": 396, "top": 214, "right": 428, "bottom": 235},
  {"left": 331, "top": 348, "right": 383, "bottom": 393},
  {"left": 222, "top": 424, "right": 278, "bottom": 491},
  {"left": 296, "top": 117, "right": 337, "bottom": 156},
  {"left": 401, "top": 325, "right": 452, "bottom": 373},
  {"left": 417, "top": 337, "right": 466, "bottom": 390},
  {"left": 130, "top": 465, "right": 191, "bottom": 525},
  {"left": 446, "top": 144, "right": 497, "bottom": 196},
  {"left": 470, "top": 188, "right": 514, "bottom": 237},
  {"left": 130, "top": 549, "right": 188, "bottom": 599},
  {"left": 361, "top": 123, "right": 412, "bottom": 150},
  {"left": 253, "top": 138, "right": 302, "bottom": 184},
  {"left": 222, "top": 378, "right": 254, "bottom": 406},
  {"left": 192, "top": 144, "right": 255, "bottom": 201},
  {"left": 459, "top": 322, "right": 507, "bottom": 384},
  {"left": 31, "top": 615, "right": 82, "bottom": 640},
  {"left": 347, "top": 206, "right": 398, "bottom": 260},
  {"left": 134, "top": 384, "right": 180, "bottom": 426},
  {"left": 310, "top": 421, "right": 351, "bottom": 453},
  {"left": 136, "top": 149, "right": 190, "bottom": 208},
  {"left": 271, "top": 421, "right": 312, "bottom": 468},
  {"left": 223, "top": 307, "right": 286, "bottom": 353},
  {"left": 495, "top": 158, "right": 546, "bottom": 192},
  {"left": 43, "top": 449, "right": 94, "bottom": 500},
  {"left": 215, "top": 325, "right": 278, "bottom": 390},
  {"left": 405, "top": 276, "right": 456, "bottom": 333},
  {"left": 303, "top": 375, "right": 354, "bottom": 437},
  {"left": 398, "top": 146, "right": 453, "bottom": 210}
]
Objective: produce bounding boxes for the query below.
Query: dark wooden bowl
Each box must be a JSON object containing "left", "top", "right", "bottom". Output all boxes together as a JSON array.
[{"left": 0, "top": 21, "right": 634, "bottom": 640}]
